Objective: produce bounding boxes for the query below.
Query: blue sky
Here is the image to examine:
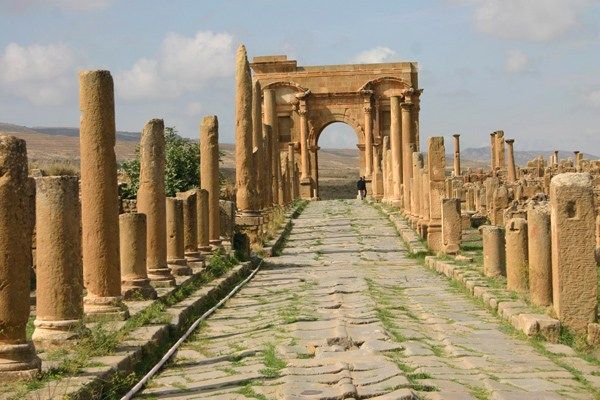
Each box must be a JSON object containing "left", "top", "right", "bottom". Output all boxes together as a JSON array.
[{"left": 0, "top": 0, "right": 599, "bottom": 152}]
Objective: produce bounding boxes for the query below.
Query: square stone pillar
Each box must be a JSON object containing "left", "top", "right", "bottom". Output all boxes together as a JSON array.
[{"left": 427, "top": 137, "right": 445, "bottom": 252}]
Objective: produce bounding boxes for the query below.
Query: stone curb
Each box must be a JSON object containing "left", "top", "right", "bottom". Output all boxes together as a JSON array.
[
  {"left": 374, "top": 203, "right": 560, "bottom": 342},
  {"left": 23, "top": 205, "right": 303, "bottom": 400},
  {"left": 263, "top": 201, "right": 307, "bottom": 257}
]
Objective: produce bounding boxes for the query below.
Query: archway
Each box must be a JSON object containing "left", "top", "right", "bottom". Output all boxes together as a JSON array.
[{"left": 316, "top": 122, "right": 361, "bottom": 199}]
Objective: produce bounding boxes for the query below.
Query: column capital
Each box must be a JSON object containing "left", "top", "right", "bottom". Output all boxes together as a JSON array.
[
  {"left": 453, "top": 133, "right": 461, "bottom": 139},
  {"left": 505, "top": 139, "right": 515, "bottom": 145}
]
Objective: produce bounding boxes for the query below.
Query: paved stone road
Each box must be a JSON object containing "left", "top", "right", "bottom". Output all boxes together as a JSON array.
[{"left": 138, "top": 200, "right": 598, "bottom": 400}]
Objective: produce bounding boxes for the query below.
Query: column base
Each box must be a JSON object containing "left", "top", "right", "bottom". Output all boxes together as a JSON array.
[
  {"left": 32, "top": 319, "right": 83, "bottom": 348},
  {"left": 147, "top": 266, "right": 176, "bottom": 287},
  {"left": 236, "top": 213, "right": 263, "bottom": 246},
  {"left": 0, "top": 342, "right": 41, "bottom": 382},
  {"left": 168, "top": 259, "right": 193, "bottom": 276},
  {"left": 84, "top": 295, "right": 129, "bottom": 321},
  {"left": 209, "top": 239, "right": 223, "bottom": 251},
  {"left": 427, "top": 223, "right": 443, "bottom": 253},
  {"left": 122, "top": 278, "right": 157, "bottom": 301},
  {"left": 300, "top": 178, "right": 313, "bottom": 200}
]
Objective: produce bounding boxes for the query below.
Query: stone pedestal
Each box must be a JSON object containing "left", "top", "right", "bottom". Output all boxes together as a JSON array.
[
  {"left": 442, "top": 198, "right": 461, "bottom": 254},
  {"left": 236, "top": 213, "right": 263, "bottom": 248},
  {"left": 166, "top": 198, "right": 192, "bottom": 276},
  {"left": 137, "top": 119, "right": 176, "bottom": 287},
  {"left": 119, "top": 213, "right": 157, "bottom": 300},
  {"left": 33, "top": 176, "right": 84, "bottom": 346},
  {"left": 506, "top": 218, "right": 528, "bottom": 293},
  {"left": 480, "top": 225, "right": 506, "bottom": 277},
  {"left": 527, "top": 205, "right": 552, "bottom": 306},
  {"left": 550, "top": 173, "right": 597, "bottom": 334},
  {"left": 79, "top": 70, "right": 128, "bottom": 321},
  {"left": 0, "top": 136, "right": 41, "bottom": 380}
]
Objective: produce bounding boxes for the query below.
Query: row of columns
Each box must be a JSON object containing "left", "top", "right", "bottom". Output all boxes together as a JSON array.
[{"left": 0, "top": 69, "right": 226, "bottom": 381}]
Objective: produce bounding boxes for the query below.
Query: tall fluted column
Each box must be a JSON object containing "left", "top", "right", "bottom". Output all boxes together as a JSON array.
[
  {"left": 401, "top": 98, "right": 414, "bottom": 211},
  {"left": 364, "top": 104, "right": 373, "bottom": 178},
  {"left": 79, "top": 70, "right": 128, "bottom": 320},
  {"left": 264, "top": 89, "right": 280, "bottom": 205},
  {"left": 0, "top": 136, "right": 41, "bottom": 380},
  {"left": 452, "top": 134, "right": 461, "bottom": 177},
  {"left": 200, "top": 116, "right": 221, "bottom": 248},
  {"left": 506, "top": 139, "right": 517, "bottom": 183},
  {"left": 390, "top": 96, "right": 403, "bottom": 206},
  {"left": 137, "top": 119, "right": 175, "bottom": 286}
]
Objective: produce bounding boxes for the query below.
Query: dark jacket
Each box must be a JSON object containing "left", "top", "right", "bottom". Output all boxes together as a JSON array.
[{"left": 357, "top": 179, "right": 366, "bottom": 190}]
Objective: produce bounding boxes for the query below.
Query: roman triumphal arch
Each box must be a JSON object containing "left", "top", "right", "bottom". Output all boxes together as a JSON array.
[{"left": 251, "top": 55, "right": 421, "bottom": 199}]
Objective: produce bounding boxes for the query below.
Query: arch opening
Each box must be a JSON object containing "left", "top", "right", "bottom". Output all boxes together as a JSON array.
[{"left": 316, "top": 122, "right": 361, "bottom": 200}]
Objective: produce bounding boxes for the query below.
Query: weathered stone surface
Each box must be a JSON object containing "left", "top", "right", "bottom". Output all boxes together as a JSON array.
[
  {"left": 0, "top": 135, "right": 41, "bottom": 380},
  {"left": 480, "top": 225, "right": 506, "bottom": 277},
  {"left": 442, "top": 198, "right": 461, "bottom": 254},
  {"left": 550, "top": 173, "right": 597, "bottom": 334},
  {"left": 505, "top": 217, "right": 528, "bottom": 293},
  {"left": 527, "top": 204, "right": 552, "bottom": 306},
  {"left": 200, "top": 115, "right": 222, "bottom": 248}
]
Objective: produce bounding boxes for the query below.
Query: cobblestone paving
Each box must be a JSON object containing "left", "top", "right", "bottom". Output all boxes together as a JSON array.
[{"left": 138, "top": 200, "right": 598, "bottom": 400}]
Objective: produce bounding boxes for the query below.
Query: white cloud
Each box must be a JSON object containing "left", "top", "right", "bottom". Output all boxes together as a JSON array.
[
  {"left": 116, "top": 31, "right": 234, "bottom": 101},
  {"left": 351, "top": 46, "right": 397, "bottom": 64},
  {"left": 184, "top": 101, "right": 203, "bottom": 116},
  {"left": 0, "top": 42, "right": 78, "bottom": 106},
  {"left": 505, "top": 49, "right": 530, "bottom": 73},
  {"left": 461, "top": 0, "right": 595, "bottom": 42},
  {"left": 583, "top": 89, "right": 600, "bottom": 108},
  {"left": 0, "top": 0, "right": 114, "bottom": 12}
]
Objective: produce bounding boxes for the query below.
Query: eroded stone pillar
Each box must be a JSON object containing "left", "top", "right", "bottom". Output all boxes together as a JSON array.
[
  {"left": 288, "top": 143, "right": 298, "bottom": 201},
  {"left": 390, "top": 96, "right": 403, "bottom": 206},
  {"left": 550, "top": 173, "right": 597, "bottom": 334},
  {"left": 427, "top": 137, "right": 446, "bottom": 252},
  {"left": 264, "top": 89, "right": 281, "bottom": 205},
  {"left": 176, "top": 190, "right": 203, "bottom": 263},
  {"left": 119, "top": 213, "right": 157, "bottom": 300},
  {"left": 0, "top": 136, "right": 41, "bottom": 380},
  {"left": 166, "top": 197, "right": 192, "bottom": 276},
  {"left": 196, "top": 189, "right": 211, "bottom": 254},
  {"left": 495, "top": 131, "right": 505, "bottom": 170},
  {"left": 442, "top": 198, "right": 461, "bottom": 254},
  {"left": 401, "top": 99, "right": 414, "bottom": 211},
  {"left": 506, "top": 139, "right": 517, "bottom": 183},
  {"left": 505, "top": 217, "right": 528, "bottom": 293},
  {"left": 137, "top": 118, "right": 175, "bottom": 286},
  {"left": 527, "top": 204, "right": 552, "bottom": 306},
  {"left": 490, "top": 132, "right": 497, "bottom": 171},
  {"left": 372, "top": 141, "right": 383, "bottom": 200},
  {"left": 252, "top": 80, "right": 265, "bottom": 211},
  {"left": 364, "top": 103, "right": 373, "bottom": 178},
  {"left": 453, "top": 134, "right": 461, "bottom": 177},
  {"left": 262, "top": 124, "right": 273, "bottom": 208},
  {"left": 33, "top": 176, "right": 84, "bottom": 345},
  {"left": 480, "top": 225, "right": 506, "bottom": 277},
  {"left": 200, "top": 116, "right": 222, "bottom": 248},
  {"left": 79, "top": 70, "right": 128, "bottom": 320}
]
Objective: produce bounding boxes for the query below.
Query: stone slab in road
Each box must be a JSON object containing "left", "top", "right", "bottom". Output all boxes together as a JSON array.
[{"left": 136, "top": 200, "right": 597, "bottom": 399}]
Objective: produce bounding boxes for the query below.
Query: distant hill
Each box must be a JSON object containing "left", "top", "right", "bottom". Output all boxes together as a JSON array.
[{"left": 33, "top": 127, "right": 140, "bottom": 141}]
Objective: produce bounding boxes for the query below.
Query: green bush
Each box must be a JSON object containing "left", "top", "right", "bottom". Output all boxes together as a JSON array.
[{"left": 121, "top": 127, "right": 199, "bottom": 199}]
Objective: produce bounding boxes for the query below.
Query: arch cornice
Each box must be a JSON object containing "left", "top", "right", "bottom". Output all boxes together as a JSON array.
[
  {"left": 358, "top": 76, "right": 412, "bottom": 92},
  {"left": 262, "top": 80, "right": 309, "bottom": 93}
]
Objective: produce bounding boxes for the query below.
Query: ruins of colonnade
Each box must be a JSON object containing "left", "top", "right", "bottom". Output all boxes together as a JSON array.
[{"left": 0, "top": 43, "right": 599, "bottom": 390}]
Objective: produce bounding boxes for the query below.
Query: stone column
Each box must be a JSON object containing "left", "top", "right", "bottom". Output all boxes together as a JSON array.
[
  {"left": 137, "top": 118, "right": 175, "bottom": 286},
  {"left": 411, "top": 152, "right": 423, "bottom": 221},
  {"left": 262, "top": 124, "right": 273, "bottom": 208},
  {"left": 298, "top": 104, "right": 312, "bottom": 199},
  {"left": 390, "top": 96, "right": 403, "bottom": 206},
  {"left": 33, "top": 176, "right": 84, "bottom": 346},
  {"left": 550, "top": 173, "right": 597, "bottom": 334},
  {"left": 196, "top": 189, "right": 211, "bottom": 253},
  {"left": 574, "top": 151, "right": 582, "bottom": 172},
  {"left": 364, "top": 103, "right": 373, "bottom": 178},
  {"left": 264, "top": 89, "right": 281, "bottom": 205},
  {"left": 553, "top": 150, "right": 559, "bottom": 167},
  {"left": 372, "top": 140, "right": 383, "bottom": 200},
  {"left": 235, "top": 45, "right": 258, "bottom": 214},
  {"left": 427, "top": 137, "right": 446, "bottom": 252},
  {"left": 166, "top": 198, "right": 192, "bottom": 276},
  {"left": 382, "top": 136, "right": 389, "bottom": 201},
  {"left": 0, "top": 136, "right": 41, "bottom": 380},
  {"left": 506, "top": 139, "right": 517, "bottom": 183},
  {"left": 176, "top": 190, "right": 203, "bottom": 263},
  {"left": 489, "top": 132, "right": 497, "bottom": 171},
  {"left": 401, "top": 99, "right": 414, "bottom": 211},
  {"left": 252, "top": 80, "right": 265, "bottom": 211},
  {"left": 200, "top": 116, "right": 222, "bottom": 248},
  {"left": 452, "top": 134, "right": 461, "bottom": 177},
  {"left": 119, "top": 213, "right": 157, "bottom": 300},
  {"left": 288, "top": 143, "right": 298, "bottom": 200},
  {"left": 79, "top": 70, "right": 128, "bottom": 320},
  {"left": 505, "top": 217, "right": 528, "bottom": 293},
  {"left": 442, "top": 198, "right": 461, "bottom": 254},
  {"left": 495, "top": 130, "right": 505, "bottom": 169},
  {"left": 527, "top": 204, "right": 552, "bottom": 306},
  {"left": 310, "top": 146, "right": 319, "bottom": 199},
  {"left": 480, "top": 225, "right": 506, "bottom": 277},
  {"left": 419, "top": 166, "right": 430, "bottom": 238}
]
